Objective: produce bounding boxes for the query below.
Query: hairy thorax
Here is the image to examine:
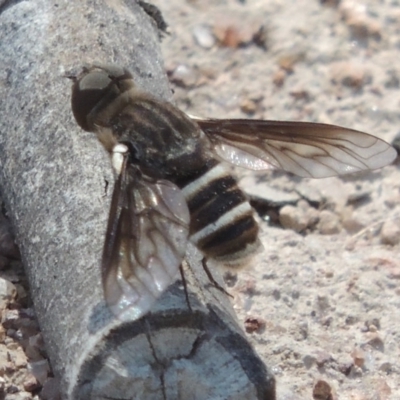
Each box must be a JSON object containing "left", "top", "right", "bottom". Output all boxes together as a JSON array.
[{"left": 107, "top": 91, "right": 213, "bottom": 180}]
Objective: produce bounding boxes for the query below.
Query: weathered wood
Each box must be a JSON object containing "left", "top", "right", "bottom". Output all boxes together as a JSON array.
[{"left": 0, "top": 1, "right": 275, "bottom": 398}]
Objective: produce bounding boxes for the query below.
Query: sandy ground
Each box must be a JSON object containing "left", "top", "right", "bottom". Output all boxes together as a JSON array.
[
  {"left": 151, "top": 0, "right": 400, "bottom": 399},
  {"left": 1, "top": 0, "right": 400, "bottom": 399}
]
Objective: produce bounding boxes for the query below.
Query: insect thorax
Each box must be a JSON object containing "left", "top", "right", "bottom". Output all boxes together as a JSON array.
[{"left": 108, "top": 94, "right": 213, "bottom": 181}]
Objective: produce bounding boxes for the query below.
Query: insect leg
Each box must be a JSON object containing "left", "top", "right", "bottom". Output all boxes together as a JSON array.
[
  {"left": 179, "top": 264, "right": 192, "bottom": 312},
  {"left": 201, "top": 257, "right": 232, "bottom": 298}
]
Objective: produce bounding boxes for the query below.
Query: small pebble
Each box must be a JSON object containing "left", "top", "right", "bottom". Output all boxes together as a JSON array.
[
  {"left": 341, "top": 208, "right": 365, "bottom": 234},
  {"left": 303, "top": 354, "right": 316, "bottom": 369},
  {"left": 315, "top": 350, "right": 332, "bottom": 368},
  {"left": 240, "top": 98, "right": 258, "bottom": 115},
  {"left": 272, "top": 69, "right": 286, "bottom": 87},
  {"left": 28, "top": 360, "right": 50, "bottom": 385},
  {"left": 365, "top": 332, "right": 384, "bottom": 352},
  {"left": 350, "top": 348, "right": 365, "bottom": 368},
  {"left": 289, "top": 88, "right": 311, "bottom": 101},
  {"left": 23, "top": 373, "right": 40, "bottom": 393},
  {"left": 339, "top": 0, "right": 382, "bottom": 40},
  {"left": 192, "top": 24, "right": 215, "bottom": 49},
  {"left": 244, "top": 315, "right": 266, "bottom": 334},
  {"left": 292, "top": 321, "right": 308, "bottom": 341},
  {"left": 279, "top": 204, "right": 307, "bottom": 231},
  {"left": 313, "top": 379, "right": 333, "bottom": 400},
  {"left": 317, "top": 210, "right": 341, "bottom": 235},
  {"left": 168, "top": 64, "right": 198, "bottom": 88},
  {"left": 25, "top": 334, "right": 45, "bottom": 361},
  {"left": 213, "top": 14, "right": 265, "bottom": 48},
  {"left": 330, "top": 61, "right": 369, "bottom": 88},
  {"left": 9, "top": 346, "right": 27, "bottom": 368},
  {"left": 379, "top": 361, "right": 392, "bottom": 373},
  {"left": 278, "top": 51, "right": 305, "bottom": 72},
  {"left": 337, "top": 355, "right": 353, "bottom": 376},
  {"left": 380, "top": 219, "right": 400, "bottom": 245},
  {"left": 0, "top": 326, "right": 5, "bottom": 343},
  {"left": 365, "top": 318, "right": 380, "bottom": 331},
  {"left": 2, "top": 310, "right": 19, "bottom": 330},
  {"left": 316, "top": 295, "right": 330, "bottom": 312},
  {"left": 0, "top": 278, "right": 17, "bottom": 312}
]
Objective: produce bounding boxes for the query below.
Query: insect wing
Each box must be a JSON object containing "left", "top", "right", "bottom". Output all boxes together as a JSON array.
[
  {"left": 102, "top": 158, "right": 190, "bottom": 321},
  {"left": 196, "top": 119, "right": 397, "bottom": 178}
]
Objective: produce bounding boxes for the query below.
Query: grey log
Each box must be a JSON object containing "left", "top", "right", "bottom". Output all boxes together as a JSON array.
[{"left": 0, "top": 1, "right": 276, "bottom": 399}]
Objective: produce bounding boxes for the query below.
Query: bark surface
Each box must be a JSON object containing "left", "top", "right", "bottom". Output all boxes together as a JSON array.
[{"left": 0, "top": 1, "right": 275, "bottom": 398}]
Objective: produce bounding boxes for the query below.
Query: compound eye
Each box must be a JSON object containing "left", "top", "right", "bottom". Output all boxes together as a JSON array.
[
  {"left": 96, "top": 64, "right": 132, "bottom": 81},
  {"left": 79, "top": 69, "right": 113, "bottom": 92},
  {"left": 71, "top": 68, "right": 115, "bottom": 131},
  {"left": 71, "top": 64, "right": 134, "bottom": 132}
]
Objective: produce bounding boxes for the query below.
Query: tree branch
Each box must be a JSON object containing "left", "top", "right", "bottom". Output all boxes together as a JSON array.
[{"left": 0, "top": 1, "right": 275, "bottom": 398}]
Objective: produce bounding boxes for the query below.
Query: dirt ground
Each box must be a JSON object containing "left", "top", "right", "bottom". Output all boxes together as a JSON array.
[
  {"left": 1, "top": 0, "right": 400, "bottom": 399},
  {"left": 152, "top": 0, "right": 400, "bottom": 399}
]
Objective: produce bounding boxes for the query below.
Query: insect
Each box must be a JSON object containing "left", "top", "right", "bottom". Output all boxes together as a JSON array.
[{"left": 70, "top": 63, "right": 397, "bottom": 321}]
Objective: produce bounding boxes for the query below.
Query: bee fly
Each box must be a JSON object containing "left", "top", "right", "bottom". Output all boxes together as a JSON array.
[{"left": 70, "top": 63, "right": 396, "bottom": 321}]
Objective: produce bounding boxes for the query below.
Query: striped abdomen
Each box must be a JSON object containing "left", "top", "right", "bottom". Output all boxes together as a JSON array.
[{"left": 179, "top": 161, "right": 260, "bottom": 265}]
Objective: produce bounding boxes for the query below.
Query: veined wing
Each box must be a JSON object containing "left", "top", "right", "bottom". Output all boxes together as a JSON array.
[
  {"left": 102, "top": 155, "right": 190, "bottom": 321},
  {"left": 196, "top": 119, "right": 397, "bottom": 178}
]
